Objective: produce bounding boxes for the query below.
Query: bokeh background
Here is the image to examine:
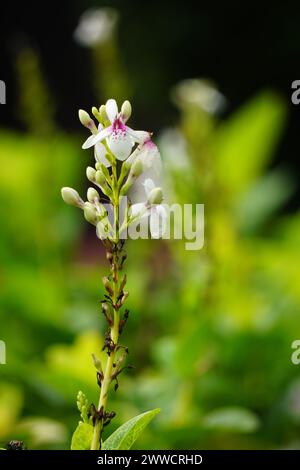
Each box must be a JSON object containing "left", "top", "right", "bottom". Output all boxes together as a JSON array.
[{"left": 1, "top": 0, "right": 300, "bottom": 449}]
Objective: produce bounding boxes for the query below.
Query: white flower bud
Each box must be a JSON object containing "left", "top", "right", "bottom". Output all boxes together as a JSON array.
[
  {"left": 95, "top": 170, "right": 106, "bottom": 186},
  {"left": 99, "top": 104, "right": 109, "bottom": 124},
  {"left": 87, "top": 187, "right": 99, "bottom": 202},
  {"left": 84, "top": 203, "right": 97, "bottom": 225},
  {"left": 61, "top": 187, "right": 83, "bottom": 207},
  {"left": 84, "top": 202, "right": 95, "bottom": 211},
  {"left": 86, "top": 166, "right": 96, "bottom": 182},
  {"left": 78, "top": 109, "right": 97, "bottom": 133},
  {"left": 96, "top": 220, "right": 109, "bottom": 239},
  {"left": 91, "top": 106, "right": 101, "bottom": 122},
  {"left": 130, "top": 158, "right": 143, "bottom": 178},
  {"left": 121, "top": 100, "right": 132, "bottom": 121},
  {"left": 147, "top": 187, "right": 163, "bottom": 205}
]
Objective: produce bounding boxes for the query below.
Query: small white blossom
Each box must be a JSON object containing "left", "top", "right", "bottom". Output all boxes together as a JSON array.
[
  {"left": 74, "top": 8, "right": 118, "bottom": 47},
  {"left": 130, "top": 178, "right": 167, "bottom": 239},
  {"left": 82, "top": 99, "right": 150, "bottom": 162},
  {"left": 128, "top": 140, "right": 162, "bottom": 203},
  {"left": 172, "top": 78, "right": 226, "bottom": 114}
]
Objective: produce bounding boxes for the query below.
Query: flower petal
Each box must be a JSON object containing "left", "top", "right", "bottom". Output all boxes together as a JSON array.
[
  {"left": 108, "top": 133, "right": 133, "bottom": 161},
  {"left": 129, "top": 203, "right": 148, "bottom": 219},
  {"left": 95, "top": 142, "right": 111, "bottom": 167},
  {"left": 106, "top": 99, "right": 118, "bottom": 123},
  {"left": 143, "top": 178, "right": 155, "bottom": 197},
  {"left": 82, "top": 126, "right": 112, "bottom": 149},
  {"left": 150, "top": 205, "right": 167, "bottom": 239},
  {"left": 130, "top": 140, "right": 162, "bottom": 174},
  {"left": 126, "top": 127, "right": 151, "bottom": 144}
]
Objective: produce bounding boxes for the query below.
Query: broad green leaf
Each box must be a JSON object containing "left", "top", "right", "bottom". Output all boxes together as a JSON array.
[
  {"left": 215, "top": 91, "right": 287, "bottom": 196},
  {"left": 203, "top": 407, "right": 260, "bottom": 433},
  {"left": 102, "top": 408, "right": 160, "bottom": 450},
  {"left": 235, "top": 169, "right": 294, "bottom": 234},
  {"left": 71, "top": 422, "right": 94, "bottom": 450}
]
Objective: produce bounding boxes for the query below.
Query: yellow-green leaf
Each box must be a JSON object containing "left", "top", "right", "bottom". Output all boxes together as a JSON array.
[
  {"left": 71, "top": 422, "right": 94, "bottom": 450},
  {"left": 102, "top": 408, "right": 160, "bottom": 450}
]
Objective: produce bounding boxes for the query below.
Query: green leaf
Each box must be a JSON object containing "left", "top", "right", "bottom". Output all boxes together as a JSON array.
[
  {"left": 71, "top": 422, "right": 94, "bottom": 450},
  {"left": 203, "top": 407, "right": 260, "bottom": 433},
  {"left": 235, "top": 169, "right": 294, "bottom": 234},
  {"left": 215, "top": 91, "right": 287, "bottom": 196},
  {"left": 102, "top": 408, "right": 160, "bottom": 450}
]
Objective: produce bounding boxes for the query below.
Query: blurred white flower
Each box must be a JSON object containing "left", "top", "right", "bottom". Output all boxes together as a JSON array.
[
  {"left": 82, "top": 99, "right": 150, "bottom": 162},
  {"left": 74, "top": 8, "right": 119, "bottom": 47},
  {"left": 159, "top": 128, "right": 190, "bottom": 170},
  {"left": 130, "top": 178, "right": 167, "bottom": 239},
  {"left": 172, "top": 78, "right": 226, "bottom": 114},
  {"left": 128, "top": 140, "right": 162, "bottom": 203}
]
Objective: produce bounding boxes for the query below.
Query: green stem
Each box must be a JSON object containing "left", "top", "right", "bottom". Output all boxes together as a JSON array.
[
  {"left": 90, "top": 164, "right": 121, "bottom": 450},
  {"left": 90, "top": 306, "right": 119, "bottom": 450}
]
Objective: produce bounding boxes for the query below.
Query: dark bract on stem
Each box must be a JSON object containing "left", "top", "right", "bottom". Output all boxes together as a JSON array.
[{"left": 62, "top": 98, "right": 163, "bottom": 451}]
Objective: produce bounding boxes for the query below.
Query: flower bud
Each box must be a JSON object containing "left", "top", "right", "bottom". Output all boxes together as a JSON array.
[
  {"left": 130, "top": 158, "right": 143, "bottom": 178},
  {"left": 86, "top": 166, "right": 96, "bottom": 182},
  {"left": 92, "top": 353, "right": 103, "bottom": 373},
  {"left": 96, "top": 220, "right": 109, "bottom": 240},
  {"left": 78, "top": 109, "right": 97, "bottom": 133},
  {"left": 76, "top": 390, "right": 88, "bottom": 410},
  {"left": 100, "top": 104, "right": 109, "bottom": 124},
  {"left": 84, "top": 201, "right": 94, "bottom": 210},
  {"left": 147, "top": 187, "right": 163, "bottom": 205},
  {"left": 84, "top": 204, "right": 97, "bottom": 225},
  {"left": 95, "top": 170, "right": 106, "bottom": 186},
  {"left": 121, "top": 100, "right": 132, "bottom": 121},
  {"left": 91, "top": 106, "right": 101, "bottom": 122},
  {"left": 98, "top": 203, "right": 108, "bottom": 219},
  {"left": 102, "top": 276, "right": 114, "bottom": 296},
  {"left": 61, "top": 187, "right": 83, "bottom": 207},
  {"left": 87, "top": 187, "right": 99, "bottom": 203}
]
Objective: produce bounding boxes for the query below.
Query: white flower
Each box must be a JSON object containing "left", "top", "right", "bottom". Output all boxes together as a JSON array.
[
  {"left": 130, "top": 178, "right": 167, "bottom": 239},
  {"left": 82, "top": 99, "right": 150, "bottom": 162},
  {"left": 74, "top": 8, "right": 118, "bottom": 47},
  {"left": 172, "top": 78, "right": 226, "bottom": 114},
  {"left": 128, "top": 139, "right": 162, "bottom": 203}
]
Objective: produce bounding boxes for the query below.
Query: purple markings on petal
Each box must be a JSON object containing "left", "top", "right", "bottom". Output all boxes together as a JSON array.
[{"left": 112, "top": 116, "right": 126, "bottom": 133}]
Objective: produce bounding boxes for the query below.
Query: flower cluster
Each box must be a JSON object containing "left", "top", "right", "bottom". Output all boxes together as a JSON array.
[
  {"left": 61, "top": 99, "right": 164, "bottom": 450},
  {"left": 61, "top": 98, "right": 165, "bottom": 240}
]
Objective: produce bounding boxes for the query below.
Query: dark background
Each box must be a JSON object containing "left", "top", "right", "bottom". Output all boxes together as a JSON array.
[{"left": 0, "top": 0, "right": 299, "bottom": 208}]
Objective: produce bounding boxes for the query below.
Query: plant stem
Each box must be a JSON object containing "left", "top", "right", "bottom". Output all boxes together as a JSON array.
[{"left": 90, "top": 164, "right": 121, "bottom": 451}]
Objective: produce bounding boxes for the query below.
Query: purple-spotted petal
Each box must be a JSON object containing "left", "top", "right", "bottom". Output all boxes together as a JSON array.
[
  {"left": 106, "top": 99, "right": 118, "bottom": 123},
  {"left": 108, "top": 132, "right": 133, "bottom": 161}
]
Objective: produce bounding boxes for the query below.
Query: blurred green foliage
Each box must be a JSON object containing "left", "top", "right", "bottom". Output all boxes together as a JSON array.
[{"left": 1, "top": 31, "right": 300, "bottom": 450}]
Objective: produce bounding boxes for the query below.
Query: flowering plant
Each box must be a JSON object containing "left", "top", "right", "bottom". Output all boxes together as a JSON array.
[{"left": 61, "top": 99, "right": 163, "bottom": 450}]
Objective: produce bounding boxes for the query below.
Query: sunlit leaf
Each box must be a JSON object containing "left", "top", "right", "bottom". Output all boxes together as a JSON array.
[
  {"left": 0, "top": 383, "right": 23, "bottom": 438},
  {"left": 71, "top": 422, "right": 94, "bottom": 450},
  {"left": 102, "top": 409, "right": 160, "bottom": 450},
  {"left": 215, "top": 91, "right": 287, "bottom": 196},
  {"left": 235, "top": 169, "right": 294, "bottom": 234}
]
